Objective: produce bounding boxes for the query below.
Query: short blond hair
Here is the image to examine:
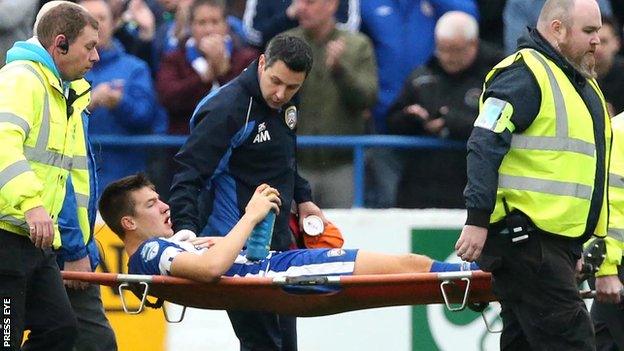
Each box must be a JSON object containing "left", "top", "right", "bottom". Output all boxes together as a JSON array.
[{"left": 35, "top": 2, "right": 98, "bottom": 48}]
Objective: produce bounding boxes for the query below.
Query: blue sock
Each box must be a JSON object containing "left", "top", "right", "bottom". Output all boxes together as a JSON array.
[{"left": 429, "top": 261, "right": 479, "bottom": 272}]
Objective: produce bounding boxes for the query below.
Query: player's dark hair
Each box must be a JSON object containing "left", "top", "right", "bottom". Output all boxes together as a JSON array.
[
  {"left": 264, "top": 33, "right": 313, "bottom": 75},
  {"left": 98, "top": 173, "right": 155, "bottom": 239}
]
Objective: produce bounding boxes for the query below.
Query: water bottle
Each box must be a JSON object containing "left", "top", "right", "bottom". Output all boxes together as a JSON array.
[{"left": 245, "top": 210, "right": 276, "bottom": 261}]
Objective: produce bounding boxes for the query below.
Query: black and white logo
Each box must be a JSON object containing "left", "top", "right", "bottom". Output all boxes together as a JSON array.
[{"left": 253, "top": 122, "right": 272, "bottom": 143}]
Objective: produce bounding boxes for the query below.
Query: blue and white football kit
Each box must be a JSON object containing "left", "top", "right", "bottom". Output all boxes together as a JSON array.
[{"left": 128, "top": 237, "right": 359, "bottom": 278}]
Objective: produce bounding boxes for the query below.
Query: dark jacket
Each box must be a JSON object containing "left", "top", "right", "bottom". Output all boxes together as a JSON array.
[
  {"left": 57, "top": 114, "right": 100, "bottom": 271},
  {"left": 464, "top": 28, "right": 608, "bottom": 242},
  {"left": 387, "top": 43, "right": 502, "bottom": 208},
  {"left": 598, "top": 56, "right": 624, "bottom": 116},
  {"left": 169, "top": 60, "right": 312, "bottom": 251},
  {"left": 156, "top": 37, "right": 259, "bottom": 135},
  {"left": 360, "top": 0, "right": 479, "bottom": 133}
]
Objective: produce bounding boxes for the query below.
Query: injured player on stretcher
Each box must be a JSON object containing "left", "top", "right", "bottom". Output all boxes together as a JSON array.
[{"left": 98, "top": 174, "right": 478, "bottom": 282}]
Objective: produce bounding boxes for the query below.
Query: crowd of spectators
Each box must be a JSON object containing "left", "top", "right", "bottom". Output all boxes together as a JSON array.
[{"left": 3, "top": 0, "right": 624, "bottom": 209}]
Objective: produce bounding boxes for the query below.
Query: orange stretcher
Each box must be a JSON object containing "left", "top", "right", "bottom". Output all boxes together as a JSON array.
[{"left": 61, "top": 270, "right": 497, "bottom": 319}]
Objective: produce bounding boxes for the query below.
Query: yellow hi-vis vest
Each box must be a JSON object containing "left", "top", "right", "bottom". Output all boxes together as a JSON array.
[
  {"left": 0, "top": 60, "right": 91, "bottom": 249},
  {"left": 487, "top": 49, "right": 611, "bottom": 238},
  {"left": 601, "top": 113, "right": 624, "bottom": 275}
]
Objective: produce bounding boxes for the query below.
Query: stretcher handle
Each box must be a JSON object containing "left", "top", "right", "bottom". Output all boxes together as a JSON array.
[
  {"left": 273, "top": 275, "right": 342, "bottom": 286},
  {"left": 162, "top": 303, "right": 187, "bottom": 323},
  {"left": 119, "top": 282, "right": 149, "bottom": 314},
  {"left": 440, "top": 277, "right": 471, "bottom": 312}
]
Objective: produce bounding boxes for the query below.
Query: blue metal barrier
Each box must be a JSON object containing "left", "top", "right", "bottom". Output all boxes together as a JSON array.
[{"left": 91, "top": 135, "right": 465, "bottom": 207}]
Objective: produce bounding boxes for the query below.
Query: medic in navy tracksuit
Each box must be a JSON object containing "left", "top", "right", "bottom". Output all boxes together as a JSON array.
[
  {"left": 169, "top": 59, "right": 312, "bottom": 252},
  {"left": 169, "top": 59, "right": 312, "bottom": 350}
]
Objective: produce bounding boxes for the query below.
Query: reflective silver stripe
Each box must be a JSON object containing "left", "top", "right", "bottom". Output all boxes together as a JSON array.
[
  {"left": 528, "top": 51, "right": 568, "bottom": 137},
  {"left": 0, "top": 113, "right": 30, "bottom": 135},
  {"left": 609, "top": 173, "right": 624, "bottom": 189},
  {"left": 608, "top": 228, "right": 624, "bottom": 242},
  {"left": 0, "top": 214, "right": 29, "bottom": 230},
  {"left": 75, "top": 193, "right": 89, "bottom": 208},
  {"left": 8, "top": 65, "right": 59, "bottom": 169},
  {"left": 0, "top": 160, "right": 31, "bottom": 189},
  {"left": 510, "top": 135, "right": 595, "bottom": 156},
  {"left": 499, "top": 174, "right": 592, "bottom": 199},
  {"left": 24, "top": 146, "right": 72, "bottom": 170},
  {"left": 72, "top": 155, "right": 88, "bottom": 170},
  {"left": 18, "top": 65, "right": 52, "bottom": 154}
]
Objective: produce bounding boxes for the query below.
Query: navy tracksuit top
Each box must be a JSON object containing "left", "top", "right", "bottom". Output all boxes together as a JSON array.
[{"left": 169, "top": 60, "right": 312, "bottom": 251}]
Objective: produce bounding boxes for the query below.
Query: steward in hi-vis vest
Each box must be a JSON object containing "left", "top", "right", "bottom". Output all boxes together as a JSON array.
[
  {"left": 0, "top": 3, "right": 100, "bottom": 349},
  {"left": 586, "top": 112, "right": 624, "bottom": 350},
  {"left": 0, "top": 45, "right": 91, "bottom": 248},
  {"left": 605, "top": 114, "right": 624, "bottom": 276},
  {"left": 455, "top": 0, "right": 617, "bottom": 349}
]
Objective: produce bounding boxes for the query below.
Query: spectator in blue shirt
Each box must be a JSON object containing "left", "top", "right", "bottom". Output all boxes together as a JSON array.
[{"left": 82, "top": 0, "right": 167, "bottom": 196}]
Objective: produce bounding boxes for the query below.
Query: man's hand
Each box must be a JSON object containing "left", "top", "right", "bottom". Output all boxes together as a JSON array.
[
  {"left": 325, "top": 38, "right": 346, "bottom": 71},
  {"left": 190, "top": 236, "right": 223, "bottom": 249},
  {"left": 174, "top": 0, "right": 193, "bottom": 41},
  {"left": 286, "top": 1, "right": 300, "bottom": 19},
  {"left": 90, "top": 82, "right": 123, "bottom": 109},
  {"left": 245, "top": 184, "right": 281, "bottom": 223},
  {"left": 454, "top": 225, "right": 488, "bottom": 262},
  {"left": 199, "top": 35, "right": 230, "bottom": 77},
  {"left": 63, "top": 256, "right": 91, "bottom": 290},
  {"left": 171, "top": 229, "right": 197, "bottom": 242},
  {"left": 127, "top": 0, "right": 155, "bottom": 41},
  {"left": 25, "top": 206, "right": 54, "bottom": 249},
  {"left": 297, "top": 201, "right": 327, "bottom": 230},
  {"left": 403, "top": 104, "right": 430, "bottom": 121},
  {"left": 423, "top": 118, "right": 446, "bottom": 135},
  {"left": 595, "top": 275, "right": 623, "bottom": 304}
]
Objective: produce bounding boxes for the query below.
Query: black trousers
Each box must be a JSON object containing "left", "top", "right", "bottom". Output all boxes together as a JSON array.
[
  {"left": 589, "top": 267, "right": 624, "bottom": 351},
  {"left": 0, "top": 230, "right": 77, "bottom": 351},
  {"left": 227, "top": 311, "right": 297, "bottom": 351},
  {"left": 478, "top": 228, "right": 595, "bottom": 351},
  {"left": 66, "top": 285, "right": 117, "bottom": 351}
]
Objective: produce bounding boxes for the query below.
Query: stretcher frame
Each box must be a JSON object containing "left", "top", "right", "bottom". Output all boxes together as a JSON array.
[{"left": 62, "top": 270, "right": 496, "bottom": 322}]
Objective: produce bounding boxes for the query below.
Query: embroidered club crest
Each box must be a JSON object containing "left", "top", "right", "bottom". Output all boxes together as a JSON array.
[
  {"left": 141, "top": 241, "right": 160, "bottom": 262},
  {"left": 285, "top": 106, "right": 297, "bottom": 130}
]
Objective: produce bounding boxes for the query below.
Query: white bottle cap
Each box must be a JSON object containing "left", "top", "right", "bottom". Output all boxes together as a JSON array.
[{"left": 302, "top": 215, "right": 324, "bottom": 236}]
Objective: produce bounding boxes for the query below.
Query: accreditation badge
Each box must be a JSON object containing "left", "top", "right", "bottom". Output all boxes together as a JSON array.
[{"left": 285, "top": 106, "right": 297, "bottom": 130}]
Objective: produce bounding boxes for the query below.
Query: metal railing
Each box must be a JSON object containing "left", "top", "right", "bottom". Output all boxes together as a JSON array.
[{"left": 91, "top": 135, "right": 465, "bottom": 207}]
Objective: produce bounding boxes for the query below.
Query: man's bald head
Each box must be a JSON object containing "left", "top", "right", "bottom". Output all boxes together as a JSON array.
[
  {"left": 537, "top": 0, "right": 602, "bottom": 78},
  {"left": 537, "top": 0, "right": 576, "bottom": 30}
]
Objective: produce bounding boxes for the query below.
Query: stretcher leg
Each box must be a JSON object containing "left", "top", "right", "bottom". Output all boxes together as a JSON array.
[{"left": 162, "top": 303, "right": 187, "bottom": 323}]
